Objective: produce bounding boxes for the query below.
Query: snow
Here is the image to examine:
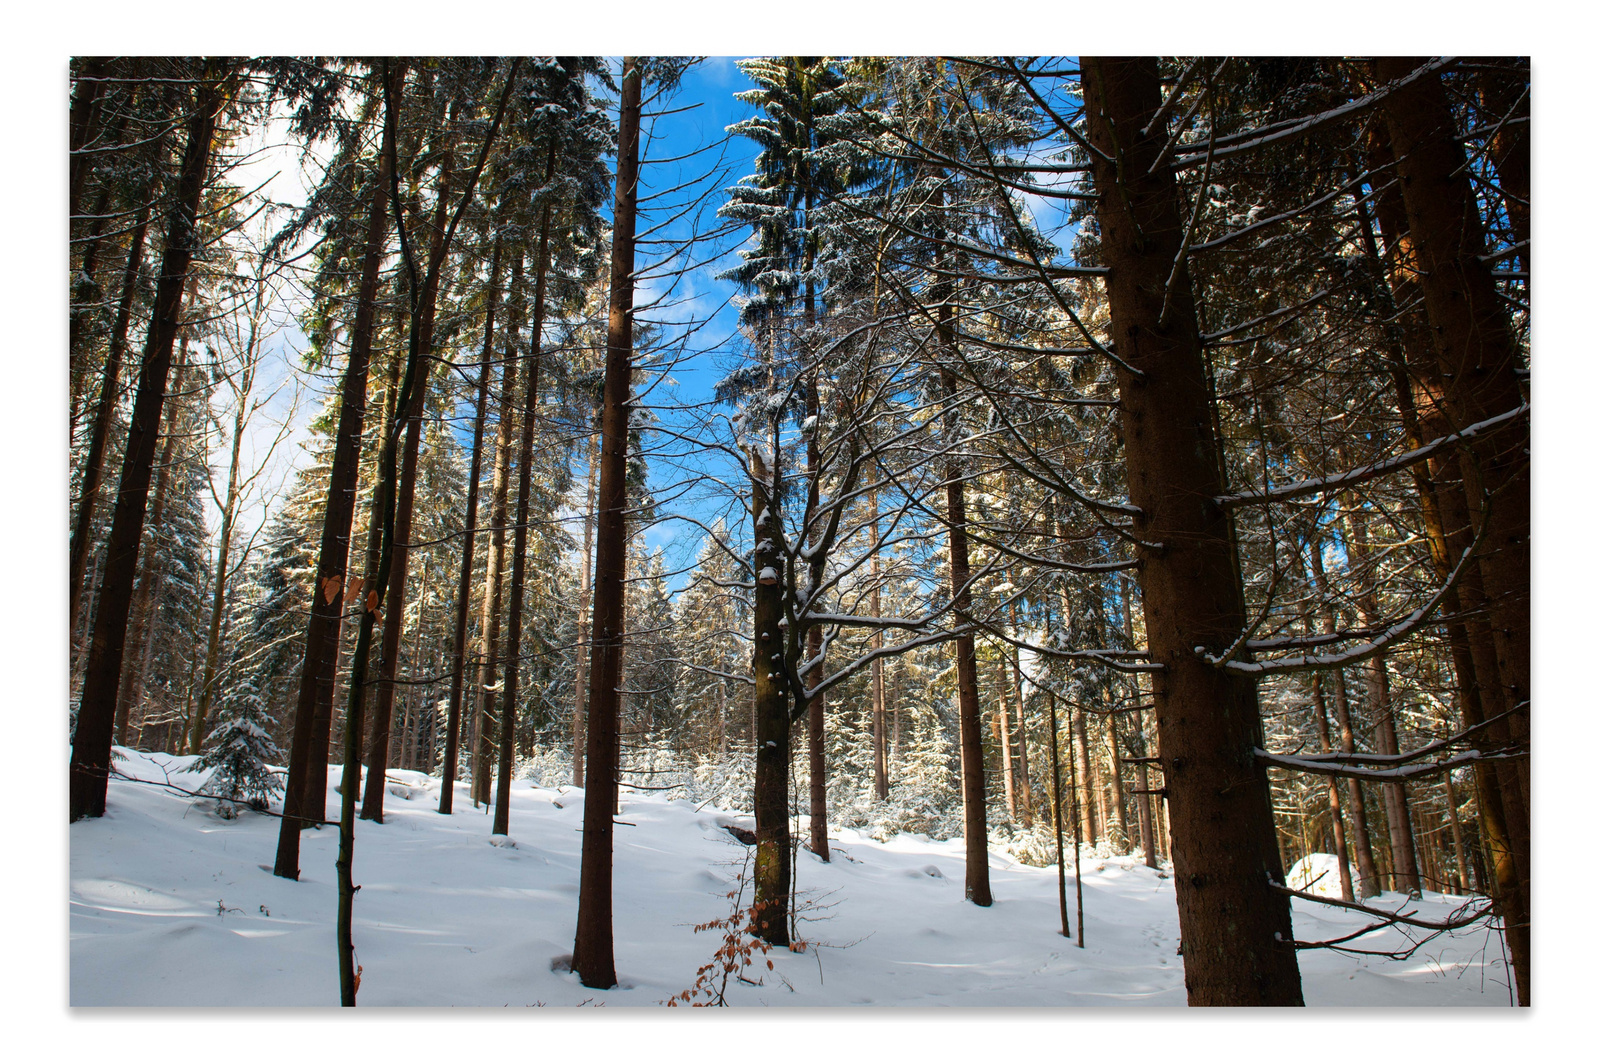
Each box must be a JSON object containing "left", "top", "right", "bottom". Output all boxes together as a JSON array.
[
  {"left": 70, "top": 748, "right": 1515, "bottom": 1008},
  {"left": 1288, "top": 853, "right": 1345, "bottom": 897}
]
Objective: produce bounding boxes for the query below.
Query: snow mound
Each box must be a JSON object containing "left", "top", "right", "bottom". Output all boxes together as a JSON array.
[{"left": 1288, "top": 853, "right": 1345, "bottom": 897}]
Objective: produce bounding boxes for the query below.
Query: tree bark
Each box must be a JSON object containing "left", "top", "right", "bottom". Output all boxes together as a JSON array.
[
  {"left": 472, "top": 256, "right": 522, "bottom": 808},
  {"left": 361, "top": 119, "right": 458, "bottom": 825},
  {"left": 572, "top": 58, "right": 640, "bottom": 991},
  {"left": 494, "top": 142, "right": 558, "bottom": 838},
  {"left": 71, "top": 69, "right": 222, "bottom": 822},
  {"left": 1082, "top": 55, "right": 1301, "bottom": 1005},
  {"left": 274, "top": 67, "right": 398, "bottom": 876},
  {"left": 70, "top": 201, "right": 151, "bottom": 645},
  {"left": 112, "top": 346, "right": 188, "bottom": 746},
  {"left": 440, "top": 236, "right": 502, "bottom": 815},
  {"left": 571, "top": 425, "right": 600, "bottom": 787},
  {"left": 750, "top": 447, "right": 792, "bottom": 948}
]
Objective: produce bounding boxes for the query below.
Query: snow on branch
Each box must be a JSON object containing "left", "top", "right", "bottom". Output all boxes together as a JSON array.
[
  {"left": 1165, "top": 57, "right": 1456, "bottom": 171},
  {"left": 1255, "top": 746, "right": 1524, "bottom": 783},
  {"left": 1202, "top": 515, "right": 1483, "bottom": 676},
  {"left": 1216, "top": 403, "right": 1528, "bottom": 510}
]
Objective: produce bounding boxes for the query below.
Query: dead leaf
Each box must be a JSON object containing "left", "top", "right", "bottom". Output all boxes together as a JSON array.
[
  {"left": 321, "top": 575, "right": 341, "bottom": 605},
  {"left": 366, "top": 590, "right": 379, "bottom": 613},
  {"left": 346, "top": 574, "right": 364, "bottom": 601}
]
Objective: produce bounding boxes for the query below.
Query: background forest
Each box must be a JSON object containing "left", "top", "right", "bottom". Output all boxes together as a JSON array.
[{"left": 61, "top": 49, "right": 1542, "bottom": 1014}]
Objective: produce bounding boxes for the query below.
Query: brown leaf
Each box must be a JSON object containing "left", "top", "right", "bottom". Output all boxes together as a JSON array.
[
  {"left": 321, "top": 575, "right": 342, "bottom": 605},
  {"left": 346, "top": 574, "right": 364, "bottom": 601},
  {"left": 366, "top": 590, "right": 379, "bottom": 613}
]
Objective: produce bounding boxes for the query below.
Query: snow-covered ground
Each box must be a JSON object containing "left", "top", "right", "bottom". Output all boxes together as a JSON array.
[{"left": 70, "top": 748, "right": 1514, "bottom": 1008}]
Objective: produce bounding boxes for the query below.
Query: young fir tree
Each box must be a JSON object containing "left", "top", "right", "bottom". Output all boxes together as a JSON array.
[{"left": 196, "top": 673, "right": 285, "bottom": 817}]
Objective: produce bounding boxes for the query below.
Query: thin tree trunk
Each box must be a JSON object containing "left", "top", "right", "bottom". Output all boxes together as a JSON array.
[
  {"left": 1371, "top": 68, "right": 1531, "bottom": 1001},
  {"left": 274, "top": 73, "right": 399, "bottom": 877},
  {"left": 361, "top": 121, "right": 458, "bottom": 825},
  {"left": 440, "top": 236, "right": 502, "bottom": 814},
  {"left": 996, "top": 655, "right": 1016, "bottom": 820},
  {"left": 113, "top": 347, "right": 188, "bottom": 746},
  {"left": 71, "top": 70, "right": 222, "bottom": 821},
  {"left": 1082, "top": 56, "right": 1301, "bottom": 1004},
  {"left": 571, "top": 425, "right": 599, "bottom": 786},
  {"left": 1310, "top": 671, "right": 1356, "bottom": 902},
  {"left": 188, "top": 308, "right": 261, "bottom": 753},
  {"left": 572, "top": 58, "right": 640, "bottom": 991},
  {"left": 70, "top": 201, "right": 151, "bottom": 646},
  {"left": 750, "top": 447, "right": 791, "bottom": 948},
  {"left": 1073, "top": 706, "right": 1098, "bottom": 846},
  {"left": 1047, "top": 690, "right": 1070, "bottom": 938},
  {"left": 494, "top": 141, "right": 558, "bottom": 838},
  {"left": 472, "top": 256, "right": 522, "bottom": 808}
]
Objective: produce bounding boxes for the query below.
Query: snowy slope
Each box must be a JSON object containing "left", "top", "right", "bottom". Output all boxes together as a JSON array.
[{"left": 70, "top": 748, "right": 1514, "bottom": 1007}]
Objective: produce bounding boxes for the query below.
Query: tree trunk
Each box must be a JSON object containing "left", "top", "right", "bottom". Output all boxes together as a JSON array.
[
  {"left": 571, "top": 58, "right": 640, "bottom": 991},
  {"left": 274, "top": 69, "right": 399, "bottom": 876},
  {"left": 1082, "top": 56, "right": 1301, "bottom": 1005},
  {"left": 1309, "top": 670, "right": 1356, "bottom": 902},
  {"left": 71, "top": 70, "right": 222, "bottom": 822},
  {"left": 870, "top": 486, "right": 887, "bottom": 801},
  {"left": 440, "top": 236, "right": 501, "bottom": 814},
  {"left": 572, "top": 425, "right": 599, "bottom": 786},
  {"left": 750, "top": 447, "right": 791, "bottom": 947},
  {"left": 494, "top": 144, "right": 558, "bottom": 838},
  {"left": 361, "top": 120, "right": 458, "bottom": 826},
  {"left": 70, "top": 201, "right": 151, "bottom": 645},
  {"left": 472, "top": 256, "right": 522, "bottom": 808},
  {"left": 1072, "top": 706, "right": 1098, "bottom": 846},
  {"left": 996, "top": 655, "right": 1016, "bottom": 820},
  {"left": 113, "top": 347, "right": 188, "bottom": 746},
  {"left": 1371, "top": 66, "right": 1531, "bottom": 1001}
]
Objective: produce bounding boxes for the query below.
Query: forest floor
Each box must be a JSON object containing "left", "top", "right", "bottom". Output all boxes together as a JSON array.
[{"left": 70, "top": 748, "right": 1514, "bottom": 1007}]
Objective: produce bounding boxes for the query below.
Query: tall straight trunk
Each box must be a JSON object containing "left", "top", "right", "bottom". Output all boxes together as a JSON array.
[
  {"left": 188, "top": 301, "right": 263, "bottom": 753},
  {"left": 1366, "top": 92, "right": 1531, "bottom": 1001},
  {"left": 472, "top": 257, "right": 522, "bottom": 807},
  {"left": 68, "top": 57, "right": 111, "bottom": 222},
  {"left": 1122, "top": 578, "right": 1158, "bottom": 868},
  {"left": 113, "top": 347, "right": 187, "bottom": 745},
  {"left": 1082, "top": 56, "right": 1301, "bottom": 1005},
  {"left": 494, "top": 143, "right": 558, "bottom": 838},
  {"left": 70, "top": 201, "right": 151, "bottom": 642},
  {"left": 1310, "top": 670, "right": 1356, "bottom": 902},
  {"left": 1342, "top": 508, "right": 1421, "bottom": 894},
  {"left": 335, "top": 56, "right": 517, "bottom": 1004},
  {"left": 1377, "top": 55, "right": 1530, "bottom": 828},
  {"left": 869, "top": 487, "right": 887, "bottom": 801},
  {"left": 69, "top": 80, "right": 136, "bottom": 402},
  {"left": 440, "top": 237, "right": 502, "bottom": 815},
  {"left": 750, "top": 448, "right": 791, "bottom": 947},
  {"left": 1106, "top": 699, "right": 1130, "bottom": 851},
  {"left": 1309, "top": 546, "right": 1382, "bottom": 898},
  {"left": 1010, "top": 597, "right": 1033, "bottom": 825},
  {"left": 70, "top": 71, "right": 222, "bottom": 822},
  {"left": 996, "top": 656, "right": 1016, "bottom": 819},
  {"left": 1443, "top": 772, "right": 1471, "bottom": 892},
  {"left": 945, "top": 462, "right": 992, "bottom": 907},
  {"left": 361, "top": 124, "right": 458, "bottom": 825},
  {"left": 572, "top": 58, "right": 640, "bottom": 991},
  {"left": 571, "top": 426, "right": 600, "bottom": 786},
  {"left": 1072, "top": 707, "right": 1098, "bottom": 845},
  {"left": 1046, "top": 691, "right": 1071, "bottom": 937},
  {"left": 274, "top": 71, "right": 397, "bottom": 876}
]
